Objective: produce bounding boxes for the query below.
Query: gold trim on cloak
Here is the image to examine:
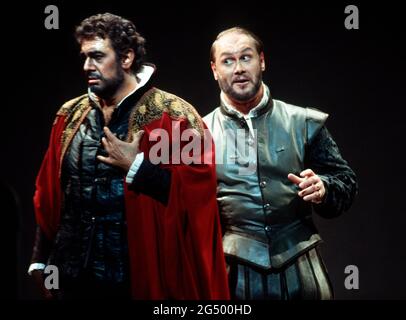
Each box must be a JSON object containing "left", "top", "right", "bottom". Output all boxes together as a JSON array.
[
  {"left": 55, "top": 88, "right": 205, "bottom": 174},
  {"left": 127, "top": 87, "right": 204, "bottom": 141},
  {"left": 57, "top": 95, "right": 91, "bottom": 175}
]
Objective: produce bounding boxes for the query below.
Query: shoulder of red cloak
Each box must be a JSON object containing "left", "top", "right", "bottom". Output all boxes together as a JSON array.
[
  {"left": 56, "top": 94, "right": 89, "bottom": 117},
  {"left": 33, "top": 94, "right": 88, "bottom": 241},
  {"left": 124, "top": 88, "right": 229, "bottom": 299},
  {"left": 127, "top": 87, "right": 206, "bottom": 137}
]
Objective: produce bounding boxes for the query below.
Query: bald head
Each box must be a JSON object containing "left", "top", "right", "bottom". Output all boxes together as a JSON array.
[{"left": 210, "top": 27, "right": 264, "bottom": 63}]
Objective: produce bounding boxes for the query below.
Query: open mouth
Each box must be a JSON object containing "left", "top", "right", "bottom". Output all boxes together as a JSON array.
[{"left": 233, "top": 79, "right": 250, "bottom": 86}]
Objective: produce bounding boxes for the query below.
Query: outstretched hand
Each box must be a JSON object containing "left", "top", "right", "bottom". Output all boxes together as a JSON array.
[
  {"left": 288, "top": 169, "right": 326, "bottom": 204},
  {"left": 97, "top": 126, "right": 144, "bottom": 172}
]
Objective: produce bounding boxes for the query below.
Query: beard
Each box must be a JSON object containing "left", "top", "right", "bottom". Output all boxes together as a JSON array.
[
  {"left": 87, "top": 66, "right": 125, "bottom": 100},
  {"left": 219, "top": 73, "right": 262, "bottom": 102}
]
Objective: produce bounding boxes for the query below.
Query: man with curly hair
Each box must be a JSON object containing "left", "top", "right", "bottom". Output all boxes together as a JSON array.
[{"left": 28, "top": 13, "right": 229, "bottom": 300}]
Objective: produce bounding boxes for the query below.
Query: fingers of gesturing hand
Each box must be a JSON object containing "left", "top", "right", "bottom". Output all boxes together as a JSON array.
[
  {"left": 101, "top": 136, "right": 112, "bottom": 153},
  {"left": 298, "top": 175, "right": 319, "bottom": 189},
  {"left": 97, "top": 128, "right": 144, "bottom": 170},
  {"left": 103, "top": 126, "right": 120, "bottom": 143},
  {"left": 96, "top": 154, "right": 113, "bottom": 165},
  {"left": 303, "top": 188, "right": 324, "bottom": 203},
  {"left": 302, "top": 181, "right": 325, "bottom": 203},
  {"left": 131, "top": 130, "right": 144, "bottom": 147},
  {"left": 289, "top": 169, "right": 325, "bottom": 203},
  {"left": 300, "top": 168, "right": 315, "bottom": 178},
  {"left": 287, "top": 173, "right": 303, "bottom": 185},
  {"left": 298, "top": 181, "right": 321, "bottom": 197}
]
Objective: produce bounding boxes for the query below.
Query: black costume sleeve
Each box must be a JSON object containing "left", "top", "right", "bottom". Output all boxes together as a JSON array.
[
  {"left": 31, "top": 225, "right": 52, "bottom": 264},
  {"left": 305, "top": 126, "right": 358, "bottom": 218},
  {"left": 128, "top": 159, "right": 171, "bottom": 205}
]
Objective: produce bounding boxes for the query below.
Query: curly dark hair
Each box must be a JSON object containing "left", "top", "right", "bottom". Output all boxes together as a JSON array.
[{"left": 75, "top": 13, "right": 146, "bottom": 74}]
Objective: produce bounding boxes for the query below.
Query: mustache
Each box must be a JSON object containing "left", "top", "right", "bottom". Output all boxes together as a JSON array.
[{"left": 86, "top": 72, "right": 102, "bottom": 80}]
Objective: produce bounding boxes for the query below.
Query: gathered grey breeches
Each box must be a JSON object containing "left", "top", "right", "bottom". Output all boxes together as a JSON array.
[{"left": 227, "top": 247, "right": 333, "bottom": 300}]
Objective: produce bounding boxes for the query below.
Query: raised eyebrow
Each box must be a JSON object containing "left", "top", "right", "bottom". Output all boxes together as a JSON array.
[
  {"left": 219, "top": 53, "right": 234, "bottom": 60},
  {"left": 240, "top": 48, "right": 254, "bottom": 55},
  {"left": 219, "top": 48, "right": 254, "bottom": 58}
]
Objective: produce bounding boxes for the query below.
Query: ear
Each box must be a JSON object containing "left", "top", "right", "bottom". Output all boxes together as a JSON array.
[
  {"left": 260, "top": 52, "right": 266, "bottom": 72},
  {"left": 211, "top": 61, "right": 219, "bottom": 81},
  {"left": 121, "top": 49, "right": 135, "bottom": 71}
]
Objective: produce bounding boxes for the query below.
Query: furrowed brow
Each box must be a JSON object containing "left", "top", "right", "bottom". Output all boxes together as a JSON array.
[{"left": 219, "top": 47, "right": 254, "bottom": 58}]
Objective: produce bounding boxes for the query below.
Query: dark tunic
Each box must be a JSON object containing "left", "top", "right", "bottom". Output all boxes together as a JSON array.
[{"left": 32, "top": 82, "right": 172, "bottom": 298}]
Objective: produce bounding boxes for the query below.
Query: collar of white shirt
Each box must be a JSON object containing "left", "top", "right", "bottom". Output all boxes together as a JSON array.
[{"left": 88, "top": 64, "right": 155, "bottom": 108}]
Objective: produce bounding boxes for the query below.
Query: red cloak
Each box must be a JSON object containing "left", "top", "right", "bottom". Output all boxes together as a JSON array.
[{"left": 33, "top": 89, "right": 230, "bottom": 299}]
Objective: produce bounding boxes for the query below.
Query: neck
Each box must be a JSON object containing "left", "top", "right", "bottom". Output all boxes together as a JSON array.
[
  {"left": 224, "top": 85, "right": 264, "bottom": 115},
  {"left": 99, "top": 73, "right": 138, "bottom": 109}
]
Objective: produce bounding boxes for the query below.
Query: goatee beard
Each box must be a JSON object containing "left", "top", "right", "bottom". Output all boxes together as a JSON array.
[
  {"left": 90, "top": 69, "right": 125, "bottom": 100},
  {"left": 221, "top": 75, "right": 262, "bottom": 103}
]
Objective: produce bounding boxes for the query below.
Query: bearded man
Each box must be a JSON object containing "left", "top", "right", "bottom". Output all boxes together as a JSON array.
[
  {"left": 28, "top": 13, "right": 229, "bottom": 300},
  {"left": 204, "top": 27, "right": 358, "bottom": 300}
]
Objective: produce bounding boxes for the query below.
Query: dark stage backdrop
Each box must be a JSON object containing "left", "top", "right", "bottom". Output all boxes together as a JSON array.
[{"left": 3, "top": 1, "right": 405, "bottom": 300}]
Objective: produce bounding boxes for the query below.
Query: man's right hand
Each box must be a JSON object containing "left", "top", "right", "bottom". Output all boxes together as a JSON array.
[{"left": 31, "top": 270, "right": 54, "bottom": 300}]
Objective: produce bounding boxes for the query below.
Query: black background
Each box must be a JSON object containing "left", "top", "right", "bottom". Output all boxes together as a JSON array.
[{"left": 3, "top": 1, "right": 405, "bottom": 300}]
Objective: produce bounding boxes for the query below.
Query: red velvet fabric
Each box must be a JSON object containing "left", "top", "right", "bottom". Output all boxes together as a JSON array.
[
  {"left": 33, "top": 112, "right": 229, "bottom": 299},
  {"left": 33, "top": 115, "right": 65, "bottom": 240}
]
